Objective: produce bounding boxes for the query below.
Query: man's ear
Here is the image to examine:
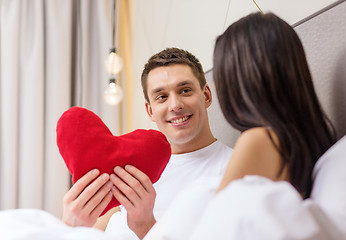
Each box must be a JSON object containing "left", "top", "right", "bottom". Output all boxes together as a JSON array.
[
  {"left": 203, "top": 84, "right": 213, "bottom": 108},
  {"left": 145, "top": 101, "right": 156, "bottom": 122}
]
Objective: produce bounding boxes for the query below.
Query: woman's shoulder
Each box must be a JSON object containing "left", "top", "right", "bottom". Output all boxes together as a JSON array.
[
  {"left": 217, "top": 127, "right": 288, "bottom": 191},
  {"left": 232, "top": 127, "right": 285, "bottom": 180},
  {"left": 237, "top": 127, "right": 279, "bottom": 150}
]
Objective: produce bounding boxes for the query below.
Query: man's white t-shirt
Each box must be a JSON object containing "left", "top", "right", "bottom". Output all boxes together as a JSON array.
[{"left": 105, "top": 140, "right": 233, "bottom": 239}]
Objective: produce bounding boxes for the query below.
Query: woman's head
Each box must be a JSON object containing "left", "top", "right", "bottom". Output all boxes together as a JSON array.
[
  {"left": 213, "top": 12, "right": 316, "bottom": 131},
  {"left": 213, "top": 12, "right": 335, "bottom": 197}
]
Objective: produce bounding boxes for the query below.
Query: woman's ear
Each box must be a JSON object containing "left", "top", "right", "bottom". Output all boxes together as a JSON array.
[{"left": 203, "top": 84, "right": 213, "bottom": 108}]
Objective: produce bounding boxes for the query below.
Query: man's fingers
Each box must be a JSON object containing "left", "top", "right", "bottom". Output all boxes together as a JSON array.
[
  {"left": 113, "top": 166, "right": 148, "bottom": 197},
  {"left": 110, "top": 172, "right": 141, "bottom": 205},
  {"left": 124, "top": 165, "right": 155, "bottom": 194},
  {"left": 76, "top": 173, "right": 110, "bottom": 207},
  {"left": 83, "top": 181, "right": 113, "bottom": 213},
  {"left": 90, "top": 191, "right": 114, "bottom": 219},
  {"left": 111, "top": 185, "right": 133, "bottom": 210},
  {"left": 64, "top": 169, "right": 100, "bottom": 202}
]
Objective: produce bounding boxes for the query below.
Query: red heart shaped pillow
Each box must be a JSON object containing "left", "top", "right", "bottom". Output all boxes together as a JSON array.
[{"left": 56, "top": 107, "right": 171, "bottom": 215}]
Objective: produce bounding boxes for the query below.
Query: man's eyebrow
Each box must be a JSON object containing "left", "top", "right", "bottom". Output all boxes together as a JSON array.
[
  {"left": 150, "top": 80, "right": 194, "bottom": 96},
  {"left": 177, "top": 80, "right": 194, "bottom": 87},
  {"left": 150, "top": 87, "right": 164, "bottom": 96}
]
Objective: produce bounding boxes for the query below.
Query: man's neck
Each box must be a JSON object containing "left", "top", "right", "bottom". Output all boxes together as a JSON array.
[{"left": 171, "top": 134, "right": 217, "bottom": 155}]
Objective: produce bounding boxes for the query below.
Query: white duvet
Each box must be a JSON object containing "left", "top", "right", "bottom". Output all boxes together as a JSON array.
[
  {"left": 0, "top": 208, "right": 114, "bottom": 240},
  {"left": 1, "top": 176, "right": 345, "bottom": 240},
  {"left": 145, "top": 176, "right": 345, "bottom": 240}
]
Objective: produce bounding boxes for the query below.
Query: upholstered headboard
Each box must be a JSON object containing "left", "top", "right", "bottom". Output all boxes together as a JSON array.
[{"left": 207, "top": 0, "right": 346, "bottom": 148}]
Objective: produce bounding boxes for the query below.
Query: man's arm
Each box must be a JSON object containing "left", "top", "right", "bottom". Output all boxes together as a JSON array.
[
  {"left": 110, "top": 165, "right": 157, "bottom": 239},
  {"left": 62, "top": 169, "right": 113, "bottom": 227}
]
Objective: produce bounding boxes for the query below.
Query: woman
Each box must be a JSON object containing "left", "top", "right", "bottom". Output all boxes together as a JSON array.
[{"left": 214, "top": 12, "right": 336, "bottom": 198}]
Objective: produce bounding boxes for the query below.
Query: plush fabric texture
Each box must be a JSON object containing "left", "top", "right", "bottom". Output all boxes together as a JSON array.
[{"left": 56, "top": 107, "right": 171, "bottom": 214}]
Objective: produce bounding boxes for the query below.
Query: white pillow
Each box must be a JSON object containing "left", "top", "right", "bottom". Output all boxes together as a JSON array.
[{"left": 311, "top": 135, "right": 346, "bottom": 231}]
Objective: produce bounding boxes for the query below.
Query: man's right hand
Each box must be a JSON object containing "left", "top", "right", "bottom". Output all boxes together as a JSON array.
[{"left": 62, "top": 169, "right": 114, "bottom": 227}]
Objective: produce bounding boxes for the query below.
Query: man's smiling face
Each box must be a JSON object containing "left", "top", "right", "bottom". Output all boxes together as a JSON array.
[{"left": 145, "top": 64, "right": 212, "bottom": 153}]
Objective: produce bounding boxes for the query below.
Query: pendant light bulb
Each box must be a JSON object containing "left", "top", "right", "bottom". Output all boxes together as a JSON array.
[
  {"left": 105, "top": 48, "right": 123, "bottom": 75},
  {"left": 104, "top": 78, "right": 123, "bottom": 105}
]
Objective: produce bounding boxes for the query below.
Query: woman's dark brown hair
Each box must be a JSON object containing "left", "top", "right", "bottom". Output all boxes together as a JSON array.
[{"left": 213, "top": 12, "right": 335, "bottom": 198}]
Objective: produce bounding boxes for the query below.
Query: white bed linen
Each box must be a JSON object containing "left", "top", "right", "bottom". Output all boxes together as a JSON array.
[
  {"left": 0, "top": 180, "right": 344, "bottom": 240},
  {"left": 144, "top": 176, "right": 221, "bottom": 240},
  {"left": 1, "top": 136, "right": 345, "bottom": 240},
  {"left": 0, "top": 209, "right": 114, "bottom": 240},
  {"left": 145, "top": 176, "right": 346, "bottom": 240},
  {"left": 189, "top": 176, "right": 345, "bottom": 240}
]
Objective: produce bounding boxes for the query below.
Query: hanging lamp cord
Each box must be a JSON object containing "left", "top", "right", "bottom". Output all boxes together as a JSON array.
[{"left": 112, "top": 0, "right": 116, "bottom": 50}]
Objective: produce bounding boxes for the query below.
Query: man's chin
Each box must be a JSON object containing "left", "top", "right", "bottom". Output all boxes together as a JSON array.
[{"left": 168, "top": 134, "right": 197, "bottom": 148}]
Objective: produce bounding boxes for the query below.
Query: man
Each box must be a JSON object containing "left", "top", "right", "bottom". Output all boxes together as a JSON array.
[{"left": 62, "top": 48, "right": 232, "bottom": 239}]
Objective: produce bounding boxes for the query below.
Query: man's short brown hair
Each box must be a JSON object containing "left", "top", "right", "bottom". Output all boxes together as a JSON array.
[{"left": 141, "top": 48, "right": 206, "bottom": 103}]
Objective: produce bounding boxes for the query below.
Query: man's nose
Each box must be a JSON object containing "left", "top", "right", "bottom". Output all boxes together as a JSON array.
[{"left": 168, "top": 94, "right": 184, "bottom": 112}]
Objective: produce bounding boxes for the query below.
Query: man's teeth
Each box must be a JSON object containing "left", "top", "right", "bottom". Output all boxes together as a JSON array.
[{"left": 171, "top": 116, "right": 189, "bottom": 124}]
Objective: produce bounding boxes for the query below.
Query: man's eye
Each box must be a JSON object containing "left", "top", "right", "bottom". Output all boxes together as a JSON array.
[
  {"left": 181, "top": 88, "right": 192, "bottom": 94},
  {"left": 156, "top": 95, "right": 167, "bottom": 101}
]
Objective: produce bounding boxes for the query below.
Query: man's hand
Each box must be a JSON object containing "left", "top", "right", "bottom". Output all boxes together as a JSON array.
[
  {"left": 62, "top": 169, "right": 114, "bottom": 227},
  {"left": 110, "top": 165, "right": 156, "bottom": 239}
]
